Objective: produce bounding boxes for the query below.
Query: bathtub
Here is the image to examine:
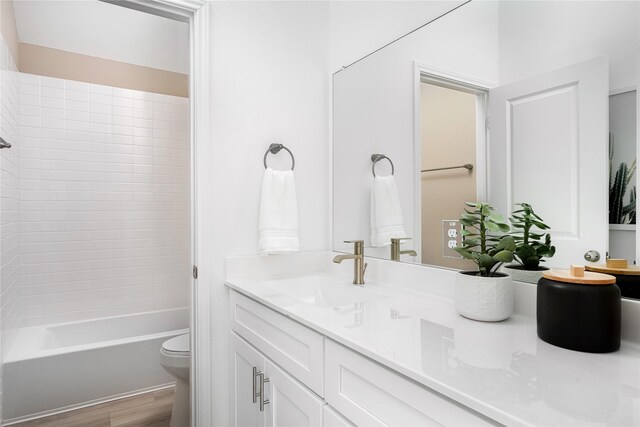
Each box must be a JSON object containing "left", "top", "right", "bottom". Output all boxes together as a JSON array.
[{"left": 2, "top": 308, "right": 189, "bottom": 423}]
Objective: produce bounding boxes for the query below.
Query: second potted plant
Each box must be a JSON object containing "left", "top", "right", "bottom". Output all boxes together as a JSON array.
[
  {"left": 454, "top": 202, "right": 515, "bottom": 321},
  {"left": 503, "top": 203, "right": 556, "bottom": 284}
]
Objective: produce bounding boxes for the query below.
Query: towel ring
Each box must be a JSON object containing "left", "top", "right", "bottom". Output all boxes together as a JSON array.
[
  {"left": 371, "top": 154, "right": 394, "bottom": 177},
  {"left": 264, "top": 143, "right": 295, "bottom": 170}
]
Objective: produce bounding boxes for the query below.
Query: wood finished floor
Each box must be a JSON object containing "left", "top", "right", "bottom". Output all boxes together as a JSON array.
[{"left": 10, "top": 388, "right": 174, "bottom": 427}]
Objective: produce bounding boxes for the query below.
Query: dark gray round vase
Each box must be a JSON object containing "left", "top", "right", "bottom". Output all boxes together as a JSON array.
[{"left": 537, "top": 276, "right": 621, "bottom": 353}]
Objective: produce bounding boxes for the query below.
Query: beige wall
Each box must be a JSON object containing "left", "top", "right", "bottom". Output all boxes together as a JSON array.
[
  {"left": 19, "top": 43, "right": 188, "bottom": 97},
  {"left": 420, "top": 83, "right": 477, "bottom": 270},
  {"left": 1, "top": 0, "right": 19, "bottom": 63}
]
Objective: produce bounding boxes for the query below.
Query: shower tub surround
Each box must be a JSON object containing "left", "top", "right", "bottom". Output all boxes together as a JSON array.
[
  {"left": 2, "top": 307, "right": 188, "bottom": 422},
  {"left": 17, "top": 73, "right": 191, "bottom": 328},
  {"left": 0, "top": 73, "right": 192, "bottom": 422},
  {"left": 0, "top": 34, "right": 21, "bottom": 423}
]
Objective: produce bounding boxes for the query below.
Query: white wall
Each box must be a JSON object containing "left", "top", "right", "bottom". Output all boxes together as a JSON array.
[
  {"left": 17, "top": 74, "right": 190, "bottom": 327},
  {"left": 328, "top": 0, "right": 465, "bottom": 72},
  {"left": 0, "top": 33, "right": 19, "bottom": 423},
  {"left": 207, "top": 2, "right": 330, "bottom": 425},
  {"left": 499, "top": 1, "right": 639, "bottom": 90},
  {"left": 332, "top": 1, "right": 498, "bottom": 259}
]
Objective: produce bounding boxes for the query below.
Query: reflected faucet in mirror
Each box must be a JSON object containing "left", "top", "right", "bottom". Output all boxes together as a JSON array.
[
  {"left": 390, "top": 237, "right": 417, "bottom": 261},
  {"left": 333, "top": 240, "right": 368, "bottom": 285}
]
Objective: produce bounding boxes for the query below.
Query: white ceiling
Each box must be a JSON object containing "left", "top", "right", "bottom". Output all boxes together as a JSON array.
[{"left": 13, "top": 0, "right": 189, "bottom": 74}]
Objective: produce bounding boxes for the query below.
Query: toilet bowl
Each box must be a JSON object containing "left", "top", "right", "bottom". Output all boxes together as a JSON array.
[{"left": 160, "top": 333, "right": 190, "bottom": 427}]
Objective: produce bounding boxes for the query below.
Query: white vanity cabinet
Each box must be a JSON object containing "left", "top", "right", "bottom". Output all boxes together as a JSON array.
[
  {"left": 229, "top": 289, "right": 500, "bottom": 427},
  {"left": 324, "top": 340, "right": 498, "bottom": 427},
  {"left": 231, "top": 332, "right": 324, "bottom": 427}
]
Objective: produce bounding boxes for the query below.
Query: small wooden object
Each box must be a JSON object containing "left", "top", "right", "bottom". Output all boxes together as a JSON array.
[{"left": 570, "top": 265, "right": 585, "bottom": 277}]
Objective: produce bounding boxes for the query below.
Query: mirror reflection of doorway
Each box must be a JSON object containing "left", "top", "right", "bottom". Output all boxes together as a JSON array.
[{"left": 419, "top": 78, "right": 487, "bottom": 269}]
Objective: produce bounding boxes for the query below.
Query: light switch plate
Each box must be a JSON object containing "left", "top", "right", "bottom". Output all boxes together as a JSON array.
[{"left": 442, "top": 220, "right": 462, "bottom": 258}]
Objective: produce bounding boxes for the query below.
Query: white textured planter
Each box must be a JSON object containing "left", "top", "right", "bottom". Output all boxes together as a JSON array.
[
  {"left": 455, "top": 271, "right": 514, "bottom": 321},
  {"left": 501, "top": 265, "right": 548, "bottom": 284}
]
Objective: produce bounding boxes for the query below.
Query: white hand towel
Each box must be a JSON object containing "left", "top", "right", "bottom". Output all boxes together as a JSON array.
[
  {"left": 259, "top": 168, "right": 300, "bottom": 255},
  {"left": 370, "top": 175, "right": 406, "bottom": 247}
]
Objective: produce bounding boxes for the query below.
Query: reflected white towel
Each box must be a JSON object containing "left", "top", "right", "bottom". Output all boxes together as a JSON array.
[
  {"left": 259, "top": 168, "right": 300, "bottom": 255},
  {"left": 370, "top": 175, "right": 406, "bottom": 247}
]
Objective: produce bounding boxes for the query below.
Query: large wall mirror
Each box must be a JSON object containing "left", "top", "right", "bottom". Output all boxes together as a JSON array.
[{"left": 333, "top": 1, "right": 639, "bottom": 285}]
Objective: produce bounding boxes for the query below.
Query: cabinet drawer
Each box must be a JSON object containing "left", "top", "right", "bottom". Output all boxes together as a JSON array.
[
  {"left": 230, "top": 291, "right": 324, "bottom": 396},
  {"left": 325, "top": 340, "right": 499, "bottom": 426}
]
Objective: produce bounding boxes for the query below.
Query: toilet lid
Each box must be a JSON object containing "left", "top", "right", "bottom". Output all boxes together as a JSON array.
[{"left": 162, "top": 333, "right": 190, "bottom": 354}]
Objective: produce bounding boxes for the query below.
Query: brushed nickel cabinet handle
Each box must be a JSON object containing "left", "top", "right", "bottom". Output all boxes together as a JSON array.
[
  {"left": 252, "top": 367, "right": 260, "bottom": 404},
  {"left": 259, "top": 372, "right": 270, "bottom": 412}
]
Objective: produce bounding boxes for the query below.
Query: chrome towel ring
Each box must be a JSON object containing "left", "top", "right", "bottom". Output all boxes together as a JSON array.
[
  {"left": 264, "top": 143, "right": 295, "bottom": 170},
  {"left": 371, "top": 154, "right": 394, "bottom": 177}
]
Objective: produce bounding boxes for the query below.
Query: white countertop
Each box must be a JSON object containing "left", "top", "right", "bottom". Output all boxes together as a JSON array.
[{"left": 226, "top": 272, "right": 640, "bottom": 427}]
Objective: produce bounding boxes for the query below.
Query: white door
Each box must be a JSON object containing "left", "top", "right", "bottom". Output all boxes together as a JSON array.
[
  {"left": 231, "top": 332, "right": 265, "bottom": 427},
  {"left": 488, "top": 56, "right": 609, "bottom": 267},
  {"left": 264, "top": 359, "right": 324, "bottom": 427}
]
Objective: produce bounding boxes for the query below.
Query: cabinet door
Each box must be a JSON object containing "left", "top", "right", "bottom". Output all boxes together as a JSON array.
[
  {"left": 264, "top": 359, "right": 324, "bottom": 427},
  {"left": 231, "top": 332, "right": 265, "bottom": 427},
  {"left": 323, "top": 406, "right": 354, "bottom": 427}
]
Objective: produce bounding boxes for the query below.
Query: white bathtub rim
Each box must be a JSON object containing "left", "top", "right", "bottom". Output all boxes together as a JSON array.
[
  {"left": 4, "top": 327, "right": 189, "bottom": 363},
  {"left": 3, "top": 307, "right": 189, "bottom": 363},
  {"left": 2, "top": 382, "right": 176, "bottom": 426}
]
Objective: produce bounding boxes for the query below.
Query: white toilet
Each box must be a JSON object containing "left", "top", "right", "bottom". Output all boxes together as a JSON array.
[{"left": 160, "top": 333, "right": 190, "bottom": 427}]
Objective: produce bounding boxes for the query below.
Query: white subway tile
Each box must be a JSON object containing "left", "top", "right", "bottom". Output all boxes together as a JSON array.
[
  {"left": 113, "top": 105, "right": 133, "bottom": 117},
  {"left": 112, "top": 125, "right": 134, "bottom": 136},
  {"left": 20, "top": 73, "right": 40, "bottom": 85},
  {"left": 134, "top": 118, "right": 152, "bottom": 128},
  {"left": 113, "top": 115, "right": 133, "bottom": 127},
  {"left": 20, "top": 115, "right": 41, "bottom": 127},
  {"left": 89, "top": 103, "right": 112, "bottom": 115},
  {"left": 134, "top": 108, "right": 152, "bottom": 119},
  {"left": 113, "top": 96, "right": 133, "bottom": 108},
  {"left": 41, "top": 76, "right": 65, "bottom": 88},
  {"left": 89, "top": 92, "right": 111, "bottom": 104},
  {"left": 67, "top": 100, "right": 89, "bottom": 112},
  {"left": 20, "top": 83, "right": 40, "bottom": 96},
  {"left": 66, "top": 89, "right": 89, "bottom": 102},
  {"left": 65, "top": 80, "right": 89, "bottom": 92},
  {"left": 41, "top": 86, "right": 65, "bottom": 99},
  {"left": 41, "top": 107, "right": 65, "bottom": 119},
  {"left": 153, "top": 93, "right": 172, "bottom": 104},
  {"left": 21, "top": 94, "right": 41, "bottom": 106},
  {"left": 89, "top": 83, "right": 112, "bottom": 95},
  {"left": 113, "top": 87, "right": 134, "bottom": 98}
]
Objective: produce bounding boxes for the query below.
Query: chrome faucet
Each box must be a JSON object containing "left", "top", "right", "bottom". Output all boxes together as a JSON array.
[
  {"left": 333, "top": 240, "right": 367, "bottom": 285},
  {"left": 390, "top": 237, "right": 417, "bottom": 261}
]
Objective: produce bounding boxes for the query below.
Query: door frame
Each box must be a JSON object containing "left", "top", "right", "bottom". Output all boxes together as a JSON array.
[
  {"left": 413, "top": 62, "right": 492, "bottom": 262},
  {"left": 104, "top": 1, "right": 212, "bottom": 425}
]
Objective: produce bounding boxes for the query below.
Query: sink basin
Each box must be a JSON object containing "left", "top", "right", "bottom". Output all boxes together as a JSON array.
[{"left": 260, "top": 274, "right": 386, "bottom": 308}]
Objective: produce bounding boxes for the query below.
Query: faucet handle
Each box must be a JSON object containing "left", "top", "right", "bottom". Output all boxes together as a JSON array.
[
  {"left": 391, "top": 237, "right": 412, "bottom": 244},
  {"left": 344, "top": 240, "right": 364, "bottom": 244}
]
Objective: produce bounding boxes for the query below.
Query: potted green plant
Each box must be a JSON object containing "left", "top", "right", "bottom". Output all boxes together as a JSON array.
[
  {"left": 503, "top": 203, "right": 556, "bottom": 284},
  {"left": 454, "top": 202, "right": 516, "bottom": 321}
]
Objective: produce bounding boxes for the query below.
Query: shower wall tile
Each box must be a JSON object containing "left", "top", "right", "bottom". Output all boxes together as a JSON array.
[
  {"left": 1, "top": 34, "right": 21, "bottom": 420},
  {"left": 18, "top": 73, "right": 190, "bottom": 328}
]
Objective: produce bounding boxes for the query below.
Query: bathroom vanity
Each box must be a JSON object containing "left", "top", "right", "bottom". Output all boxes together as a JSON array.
[{"left": 226, "top": 253, "right": 640, "bottom": 426}]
